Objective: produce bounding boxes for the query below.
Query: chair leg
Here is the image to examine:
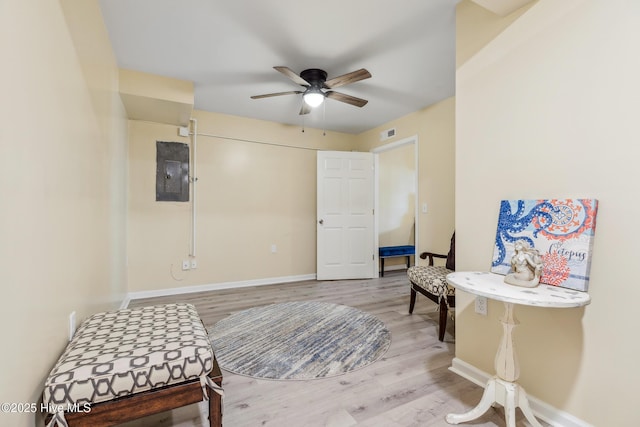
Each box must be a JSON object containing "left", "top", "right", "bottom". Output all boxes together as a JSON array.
[
  {"left": 438, "top": 298, "right": 448, "bottom": 342},
  {"left": 409, "top": 287, "right": 417, "bottom": 314}
]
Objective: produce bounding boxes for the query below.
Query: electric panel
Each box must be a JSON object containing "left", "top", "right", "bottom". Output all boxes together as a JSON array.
[{"left": 156, "top": 141, "right": 189, "bottom": 202}]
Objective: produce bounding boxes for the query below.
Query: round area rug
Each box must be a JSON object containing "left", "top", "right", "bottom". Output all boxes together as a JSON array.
[{"left": 208, "top": 301, "right": 391, "bottom": 380}]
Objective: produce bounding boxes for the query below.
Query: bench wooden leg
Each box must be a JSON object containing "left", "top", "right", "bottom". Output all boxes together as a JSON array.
[
  {"left": 208, "top": 377, "right": 223, "bottom": 427},
  {"left": 438, "top": 298, "right": 448, "bottom": 342},
  {"left": 409, "top": 287, "right": 417, "bottom": 313}
]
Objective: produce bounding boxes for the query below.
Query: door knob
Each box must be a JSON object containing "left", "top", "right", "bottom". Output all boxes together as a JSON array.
[{"left": 319, "top": 219, "right": 324, "bottom": 225}]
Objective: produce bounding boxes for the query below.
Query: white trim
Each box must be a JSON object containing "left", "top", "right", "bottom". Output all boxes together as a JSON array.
[
  {"left": 371, "top": 136, "right": 416, "bottom": 154},
  {"left": 373, "top": 154, "right": 380, "bottom": 275},
  {"left": 120, "top": 274, "right": 316, "bottom": 309},
  {"left": 449, "top": 357, "right": 488, "bottom": 386},
  {"left": 449, "top": 358, "right": 593, "bottom": 427},
  {"left": 119, "top": 295, "right": 131, "bottom": 310}
]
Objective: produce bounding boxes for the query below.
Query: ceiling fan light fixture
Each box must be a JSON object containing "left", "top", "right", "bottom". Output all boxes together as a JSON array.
[
  {"left": 252, "top": 66, "right": 370, "bottom": 114},
  {"left": 303, "top": 89, "right": 325, "bottom": 108}
]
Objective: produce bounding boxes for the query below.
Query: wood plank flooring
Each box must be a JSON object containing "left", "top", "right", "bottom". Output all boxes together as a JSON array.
[{"left": 123, "top": 270, "right": 544, "bottom": 427}]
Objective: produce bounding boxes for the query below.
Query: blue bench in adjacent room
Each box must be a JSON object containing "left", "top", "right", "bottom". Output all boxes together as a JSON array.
[{"left": 379, "top": 245, "right": 415, "bottom": 277}]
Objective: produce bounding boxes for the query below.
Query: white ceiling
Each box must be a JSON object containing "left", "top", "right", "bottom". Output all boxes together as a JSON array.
[{"left": 98, "top": 0, "right": 459, "bottom": 134}]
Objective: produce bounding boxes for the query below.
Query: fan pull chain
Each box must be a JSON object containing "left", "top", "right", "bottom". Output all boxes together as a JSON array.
[
  {"left": 322, "top": 100, "right": 326, "bottom": 136},
  {"left": 301, "top": 98, "right": 306, "bottom": 133}
]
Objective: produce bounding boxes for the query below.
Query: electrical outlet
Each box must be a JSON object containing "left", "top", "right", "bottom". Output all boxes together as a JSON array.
[
  {"left": 182, "top": 260, "right": 190, "bottom": 270},
  {"left": 475, "top": 297, "right": 488, "bottom": 316},
  {"left": 270, "top": 244, "right": 277, "bottom": 253},
  {"left": 69, "top": 311, "right": 76, "bottom": 341},
  {"left": 190, "top": 258, "right": 197, "bottom": 269}
]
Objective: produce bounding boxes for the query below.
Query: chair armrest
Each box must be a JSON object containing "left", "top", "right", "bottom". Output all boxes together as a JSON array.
[{"left": 419, "top": 252, "right": 447, "bottom": 266}]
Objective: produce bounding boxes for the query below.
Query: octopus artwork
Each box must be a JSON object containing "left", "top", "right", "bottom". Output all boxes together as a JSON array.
[
  {"left": 492, "top": 199, "right": 555, "bottom": 268},
  {"left": 490, "top": 199, "right": 599, "bottom": 292}
]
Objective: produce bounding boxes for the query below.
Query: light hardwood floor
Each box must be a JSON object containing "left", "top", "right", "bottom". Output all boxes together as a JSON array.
[{"left": 124, "top": 270, "right": 544, "bottom": 427}]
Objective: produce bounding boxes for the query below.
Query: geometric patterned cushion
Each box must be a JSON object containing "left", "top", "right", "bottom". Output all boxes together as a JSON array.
[
  {"left": 42, "top": 303, "right": 214, "bottom": 412},
  {"left": 407, "top": 265, "right": 455, "bottom": 297}
]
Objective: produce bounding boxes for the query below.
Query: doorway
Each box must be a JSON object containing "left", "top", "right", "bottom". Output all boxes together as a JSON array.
[{"left": 373, "top": 136, "right": 418, "bottom": 275}]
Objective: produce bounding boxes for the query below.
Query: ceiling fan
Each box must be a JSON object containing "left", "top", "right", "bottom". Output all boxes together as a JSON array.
[{"left": 251, "top": 66, "right": 371, "bottom": 115}]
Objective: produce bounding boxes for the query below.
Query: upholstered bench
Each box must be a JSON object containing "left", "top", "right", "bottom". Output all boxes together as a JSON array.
[
  {"left": 379, "top": 245, "right": 415, "bottom": 277},
  {"left": 43, "top": 303, "right": 223, "bottom": 427}
]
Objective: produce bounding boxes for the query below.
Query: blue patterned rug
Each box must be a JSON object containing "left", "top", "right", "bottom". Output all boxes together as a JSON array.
[{"left": 208, "top": 301, "right": 391, "bottom": 380}]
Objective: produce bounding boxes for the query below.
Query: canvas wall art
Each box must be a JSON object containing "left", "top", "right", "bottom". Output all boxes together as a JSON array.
[{"left": 491, "top": 199, "right": 598, "bottom": 292}]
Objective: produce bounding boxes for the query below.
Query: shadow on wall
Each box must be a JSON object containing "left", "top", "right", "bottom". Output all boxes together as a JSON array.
[
  {"left": 456, "top": 297, "right": 587, "bottom": 409},
  {"left": 379, "top": 194, "right": 416, "bottom": 246}
]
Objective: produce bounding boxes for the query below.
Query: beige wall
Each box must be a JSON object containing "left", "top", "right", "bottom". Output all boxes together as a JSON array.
[
  {"left": 119, "top": 69, "right": 194, "bottom": 126},
  {"left": 127, "top": 95, "right": 455, "bottom": 292},
  {"left": 456, "top": 0, "right": 535, "bottom": 67},
  {"left": 0, "top": 1, "right": 128, "bottom": 426},
  {"left": 357, "top": 98, "right": 456, "bottom": 258},
  {"left": 377, "top": 143, "right": 416, "bottom": 271},
  {"left": 378, "top": 144, "right": 416, "bottom": 247},
  {"left": 127, "top": 110, "right": 357, "bottom": 292},
  {"left": 456, "top": 0, "right": 640, "bottom": 425}
]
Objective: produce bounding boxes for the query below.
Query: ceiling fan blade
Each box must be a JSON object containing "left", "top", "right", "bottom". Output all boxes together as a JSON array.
[
  {"left": 299, "top": 103, "right": 311, "bottom": 115},
  {"left": 324, "top": 68, "right": 371, "bottom": 89},
  {"left": 325, "top": 91, "right": 368, "bottom": 108},
  {"left": 251, "top": 90, "right": 302, "bottom": 99},
  {"left": 274, "top": 66, "right": 310, "bottom": 86}
]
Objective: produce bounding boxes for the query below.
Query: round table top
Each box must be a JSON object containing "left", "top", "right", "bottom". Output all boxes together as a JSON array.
[{"left": 446, "top": 271, "right": 591, "bottom": 308}]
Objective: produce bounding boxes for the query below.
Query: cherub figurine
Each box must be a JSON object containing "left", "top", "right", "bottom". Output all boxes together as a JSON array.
[{"left": 504, "top": 240, "right": 543, "bottom": 287}]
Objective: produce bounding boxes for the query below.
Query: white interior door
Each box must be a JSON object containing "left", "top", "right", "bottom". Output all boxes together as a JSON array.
[{"left": 317, "top": 151, "right": 376, "bottom": 280}]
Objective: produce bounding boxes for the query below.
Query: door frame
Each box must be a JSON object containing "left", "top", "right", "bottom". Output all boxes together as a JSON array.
[{"left": 371, "top": 135, "right": 419, "bottom": 273}]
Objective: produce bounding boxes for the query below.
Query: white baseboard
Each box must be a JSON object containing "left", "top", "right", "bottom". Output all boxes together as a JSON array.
[
  {"left": 449, "top": 358, "right": 593, "bottom": 427},
  {"left": 120, "top": 274, "right": 316, "bottom": 309}
]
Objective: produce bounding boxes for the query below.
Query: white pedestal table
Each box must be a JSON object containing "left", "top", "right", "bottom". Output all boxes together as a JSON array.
[{"left": 445, "top": 271, "right": 590, "bottom": 427}]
